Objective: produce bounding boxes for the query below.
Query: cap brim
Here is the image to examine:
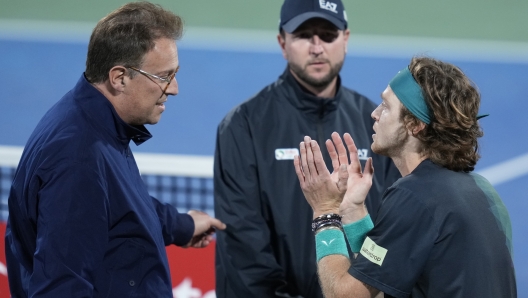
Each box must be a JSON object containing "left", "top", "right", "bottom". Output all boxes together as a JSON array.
[{"left": 281, "top": 12, "right": 346, "bottom": 33}]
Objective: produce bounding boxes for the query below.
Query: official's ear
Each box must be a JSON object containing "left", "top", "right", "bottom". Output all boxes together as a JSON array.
[
  {"left": 108, "top": 66, "right": 127, "bottom": 92},
  {"left": 343, "top": 29, "right": 350, "bottom": 54},
  {"left": 277, "top": 32, "right": 287, "bottom": 59}
]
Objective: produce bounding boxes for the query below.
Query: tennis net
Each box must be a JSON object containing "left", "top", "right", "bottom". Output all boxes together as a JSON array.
[{"left": 0, "top": 145, "right": 214, "bottom": 222}]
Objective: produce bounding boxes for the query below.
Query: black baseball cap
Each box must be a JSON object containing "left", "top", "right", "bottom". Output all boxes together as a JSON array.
[{"left": 279, "top": 0, "right": 348, "bottom": 33}]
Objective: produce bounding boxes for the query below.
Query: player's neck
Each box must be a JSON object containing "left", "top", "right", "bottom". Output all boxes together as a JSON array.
[
  {"left": 389, "top": 136, "right": 428, "bottom": 177},
  {"left": 392, "top": 153, "right": 428, "bottom": 177}
]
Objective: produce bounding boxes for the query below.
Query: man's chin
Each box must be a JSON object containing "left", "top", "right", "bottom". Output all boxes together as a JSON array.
[
  {"left": 302, "top": 75, "right": 335, "bottom": 89},
  {"left": 145, "top": 116, "right": 162, "bottom": 125},
  {"left": 371, "top": 143, "right": 389, "bottom": 157}
]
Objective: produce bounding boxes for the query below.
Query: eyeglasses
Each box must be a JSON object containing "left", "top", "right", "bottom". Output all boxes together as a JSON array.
[{"left": 128, "top": 66, "right": 179, "bottom": 94}]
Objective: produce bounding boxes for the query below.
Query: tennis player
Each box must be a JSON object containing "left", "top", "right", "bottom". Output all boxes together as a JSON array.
[{"left": 295, "top": 56, "right": 516, "bottom": 297}]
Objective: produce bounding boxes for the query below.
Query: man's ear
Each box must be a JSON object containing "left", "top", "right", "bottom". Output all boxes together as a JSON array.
[
  {"left": 343, "top": 29, "right": 350, "bottom": 54},
  {"left": 409, "top": 121, "right": 426, "bottom": 136},
  {"left": 277, "top": 33, "right": 287, "bottom": 60},
  {"left": 108, "top": 66, "right": 127, "bottom": 92}
]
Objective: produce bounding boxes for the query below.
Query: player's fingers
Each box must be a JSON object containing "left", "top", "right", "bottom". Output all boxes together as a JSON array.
[
  {"left": 331, "top": 132, "right": 349, "bottom": 166},
  {"left": 327, "top": 139, "right": 340, "bottom": 172},
  {"left": 300, "top": 140, "right": 311, "bottom": 179},
  {"left": 337, "top": 163, "right": 348, "bottom": 192},
  {"left": 343, "top": 133, "right": 362, "bottom": 173},
  {"left": 294, "top": 154, "right": 306, "bottom": 185},
  {"left": 304, "top": 136, "right": 319, "bottom": 177},
  {"left": 364, "top": 157, "right": 374, "bottom": 180},
  {"left": 310, "top": 140, "right": 328, "bottom": 176}
]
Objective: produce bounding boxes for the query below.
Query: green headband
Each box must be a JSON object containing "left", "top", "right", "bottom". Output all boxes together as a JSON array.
[
  {"left": 389, "top": 66, "right": 431, "bottom": 124},
  {"left": 389, "top": 66, "right": 489, "bottom": 124}
]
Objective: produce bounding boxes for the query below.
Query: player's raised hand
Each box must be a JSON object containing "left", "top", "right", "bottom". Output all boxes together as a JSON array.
[
  {"left": 339, "top": 132, "right": 373, "bottom": 223},
  {"left": 294, "top": 136, "right": 348, "bottom": 218},
  {"left": 326, "top": 131, "right": 350, "bottom": 196}
]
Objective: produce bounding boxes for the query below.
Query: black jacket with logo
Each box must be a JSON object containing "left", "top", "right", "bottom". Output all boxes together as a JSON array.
[{"left": 214, "top": 69, "right": 400, "bottom": 298}]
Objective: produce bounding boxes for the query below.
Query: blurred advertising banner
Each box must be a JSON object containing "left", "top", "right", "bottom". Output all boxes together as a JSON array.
[{"left": 0, "top": 222, "right": 216, "bottom": 298}]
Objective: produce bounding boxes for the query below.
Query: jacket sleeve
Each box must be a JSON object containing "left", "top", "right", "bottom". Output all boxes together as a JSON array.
[
  {"left": 150, "top": 196, "right": 194, "bottom": 246},
  {"left": 29, "top": 161, "right": 109, "bottom": 297},
  {"left": 214, "top": 109, "right": 286, "bottom": 297}
]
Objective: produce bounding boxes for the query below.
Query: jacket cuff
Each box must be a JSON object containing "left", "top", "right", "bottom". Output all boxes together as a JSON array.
[{"left": 173, "top": 213, "right": 195, "bottom": 246}]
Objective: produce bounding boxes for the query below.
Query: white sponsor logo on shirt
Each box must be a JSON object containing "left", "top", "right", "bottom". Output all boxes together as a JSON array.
[{"left": 360, "top": 236, "right": 388, "bottom": 266}]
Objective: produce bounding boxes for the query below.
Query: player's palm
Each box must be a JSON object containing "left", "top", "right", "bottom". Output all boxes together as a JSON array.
[
  {"left": 294, "top": 136, "right": 345, "bottom": 215},
  {"left": 326, "top": 132, "right": 373, "bottom": 209},
  {"left": 340, "top": 133, "right": 373, "bottom": 213}
]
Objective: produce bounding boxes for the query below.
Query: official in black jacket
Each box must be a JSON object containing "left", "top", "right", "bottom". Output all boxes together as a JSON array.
[{"left": 214, "top": 0, "right": 400, "bottom": 297}]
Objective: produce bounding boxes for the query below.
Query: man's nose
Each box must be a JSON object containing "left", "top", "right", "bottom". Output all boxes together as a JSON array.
[
  {"left": 166, "top": 77, "right": 179, "bottom": 96},
  {"left": 309, "top": 35, "right": 324, "bottom": 55},
  {"left": 371, "top": 104, "right": 381, "bottom": 120}
]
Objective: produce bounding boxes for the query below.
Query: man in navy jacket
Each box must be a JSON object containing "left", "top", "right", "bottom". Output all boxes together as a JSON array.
[
  {"left": 214, "top": 0, "right": 399, "bottom": 296},
  {"left": 5, "top": 2, "right": 225, "bottom": 297}
]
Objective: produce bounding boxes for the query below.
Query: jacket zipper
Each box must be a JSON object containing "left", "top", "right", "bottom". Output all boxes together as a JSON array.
[{"left": 317, "top": 104, "right": 325, "bottom": 148}]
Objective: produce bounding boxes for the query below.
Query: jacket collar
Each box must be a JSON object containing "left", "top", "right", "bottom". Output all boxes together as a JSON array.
[
  {"left": 73, "top": 74, "right": 152, "bottom": 146},
  {"left": 279, "top": 67, "right": 342, "bottom": 118}
]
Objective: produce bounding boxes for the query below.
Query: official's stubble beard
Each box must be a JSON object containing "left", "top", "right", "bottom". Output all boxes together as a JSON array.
[{"left": 289, "top": 59, "right": 344, "bottom": 90}]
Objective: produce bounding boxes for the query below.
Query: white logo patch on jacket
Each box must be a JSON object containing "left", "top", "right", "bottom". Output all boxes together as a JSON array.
[
  {"left": 357, "top": 149, "right": 369, "bottom": 160},
  {"left": 275, "top": 148, "right": 300, "bottom": 160}
]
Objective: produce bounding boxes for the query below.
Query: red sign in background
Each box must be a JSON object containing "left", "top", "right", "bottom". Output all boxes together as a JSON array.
[{"left": 0, "top": 222, "right": 216, "bottom": 298}]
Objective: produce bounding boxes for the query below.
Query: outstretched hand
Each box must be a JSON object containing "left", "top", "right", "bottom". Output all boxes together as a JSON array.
[
  {"left": 294, "top": 132, "right": 374, "bottom": 222},
  {"left": 336, "top": 133, "right": 374, "bottom": 223},
  {"left": 294, "top": 135, "right": 348, "bottom": 218},
  {"left": 185, "top": 210, "right": 226, "bottom": 248}
]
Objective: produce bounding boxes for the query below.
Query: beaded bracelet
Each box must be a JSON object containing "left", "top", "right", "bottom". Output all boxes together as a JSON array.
[
  {"left": 313, "top": 213, "right": 341, "bottom": 222},
  {"left": 314, "top": 221, "right": 342, "bottom": 233},
  {"left": 312, "top": 213, "right": 342, "bottom": 233}
]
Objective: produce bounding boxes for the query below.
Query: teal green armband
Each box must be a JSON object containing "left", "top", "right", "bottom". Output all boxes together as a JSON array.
[
  {"left": 315, "top": 229, "right": 349, "bottom": 262},
  {"left": 343, "top": 214, "right": 374, "bottom": 253}
]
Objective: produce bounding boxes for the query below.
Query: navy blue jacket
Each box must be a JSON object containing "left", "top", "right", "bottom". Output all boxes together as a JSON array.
[{"left": 5, "top": 75, "right": 194, "bottom": 297}]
